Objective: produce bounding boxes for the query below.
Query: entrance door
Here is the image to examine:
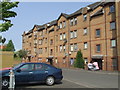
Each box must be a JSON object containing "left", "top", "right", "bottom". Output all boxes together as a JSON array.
[{"left": 48, "top": 59, "right": 53, "bottom": 65}]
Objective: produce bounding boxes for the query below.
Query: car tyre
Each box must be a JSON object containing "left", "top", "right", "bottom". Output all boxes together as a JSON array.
[
  {"left": 46, "top": 76, "right": 55, "bottom": 86},
  {"left": 2, "top": 78, "right": 9, "bottom": 88}
]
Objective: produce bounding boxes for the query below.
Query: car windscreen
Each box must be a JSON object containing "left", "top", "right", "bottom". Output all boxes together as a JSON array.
[{"left": 13, "top": 63, "right": 23, "bottom": 70}]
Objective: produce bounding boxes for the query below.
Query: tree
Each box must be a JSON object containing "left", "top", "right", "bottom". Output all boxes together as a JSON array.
[
  {"left": 74, "top": 50, "right": 85, "bottom": 69},
  {"left": 0, "top": 1, "right": 19, "bottom": 42},
  {"left": 18, "top": 49, "right": 27, "bottom": 59},
  {"left": 5, "top": 40, "right": 15, "bottom": 51}
]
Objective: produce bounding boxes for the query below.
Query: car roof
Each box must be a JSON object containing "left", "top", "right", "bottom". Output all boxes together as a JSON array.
[{"left": 21, "top": 62, "right": 47, "bottom": 65}]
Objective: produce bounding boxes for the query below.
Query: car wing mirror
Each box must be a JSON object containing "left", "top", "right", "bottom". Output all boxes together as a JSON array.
[{"left": 16, "top": 69, "right": 21, "bottom": 72}]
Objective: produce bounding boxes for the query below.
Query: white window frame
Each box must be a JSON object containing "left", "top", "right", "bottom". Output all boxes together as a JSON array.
[
  {"left": 84, "top": 28, "right": 87, "bottom": 35},
  {"left": 60, "top": 22, "right": 62, "bottom": 29},
  {"left": 74, "top": 30, "right": 77, "bottom": 38},
  {"left": 83, "top": 14, "right": 87, "bottom": 21},
  {"left": 63, "top": 33, "right": 66, "bottom": 39},
  {"left": 70, "top": 31, "right": 74, "bottom": 39},
  {"left": 111, "top": 39, "right": 116, "bottom": 47},
  {"left": 70, "top": 44, "right": 74, "bottom": 52},
  {"left": 74, "top": 43, "right": 78, "bottom": 51},
  {"left": 60, "top": 45, "right": 62, "bottom": 52},
  {"left": 60, "top": 33, "right": 63, "bottom": 40},
  {"left": 74, "top": 17, "right": 77, "bottom": 25},
  {"left": 84, "top": 42, "right": 88, "bottom": 49}
]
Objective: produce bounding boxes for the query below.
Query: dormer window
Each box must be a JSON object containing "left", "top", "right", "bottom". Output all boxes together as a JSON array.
[
  {"left": 110, "top": 5, "right": 115, "bottom": 13},
  {"left": 60, "top": 22, "right": 62, "bottom": 29},
  {"left": 63, "top": 21, "right": 66, "bottom": 28},
  {"left": 83, "top": 14, "right": 87, "bottom": 21},
  {"left": 74, "top": 18, "right": 77, "bottom": 25},
  {"left": 70, "top": 19, "right": 74, "bottom": 26}
]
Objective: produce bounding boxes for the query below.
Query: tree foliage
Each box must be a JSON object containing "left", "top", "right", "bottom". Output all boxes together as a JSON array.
[
  {"left": 17, "top": 49, "right": 27, "bottom": 58},
  {"left": 0, "top": 1, "right": 19, "bottom": 44},
  {"left": 5, "top": 40, "right": 15, "bottom": 51},
  {"left": 74, "top": 50, "right": 85, "bottom": 69},
  {"left": 0, "top": 1, "right": 19, "bottom": 32}
]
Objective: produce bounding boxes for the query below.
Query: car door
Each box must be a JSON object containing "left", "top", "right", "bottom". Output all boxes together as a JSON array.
[
  {"left": 33, "top": 64, "right": 49, "bottom": 82},
  {"left": 15, "top": 63, "right": 34, "bottom": 83}
]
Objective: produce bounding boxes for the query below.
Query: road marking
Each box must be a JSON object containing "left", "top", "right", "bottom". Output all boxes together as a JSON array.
[{"left": 63, "top": 78, "right": 96, "bottom": 88}]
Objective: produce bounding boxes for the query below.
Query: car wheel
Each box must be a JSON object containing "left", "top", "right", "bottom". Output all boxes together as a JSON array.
[
  {"left": 46, "top": 76, "right": 55, "bottom": 86},
  {"left": 2, "top": 78, "right": 9, "bottom": 88}
]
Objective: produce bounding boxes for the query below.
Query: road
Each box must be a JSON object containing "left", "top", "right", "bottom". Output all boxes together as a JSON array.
[{"left": 16, "top": 68, "right": 118, "bottom": 89}]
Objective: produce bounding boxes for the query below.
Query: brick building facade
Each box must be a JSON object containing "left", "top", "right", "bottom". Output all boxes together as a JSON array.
[{"left": 22, "top": 1, "right": 120, "bottom": 71}]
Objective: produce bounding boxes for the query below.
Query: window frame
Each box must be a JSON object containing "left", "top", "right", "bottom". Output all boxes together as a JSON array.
[{"left": 96, "top": 44, "right": 101, "bottom": 53}]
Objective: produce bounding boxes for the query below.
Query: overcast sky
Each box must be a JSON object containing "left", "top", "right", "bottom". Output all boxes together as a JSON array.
[{"left": 2, "top": 2, "right": 95, "bottom": 51}]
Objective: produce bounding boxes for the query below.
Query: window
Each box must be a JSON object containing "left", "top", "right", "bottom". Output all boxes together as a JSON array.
[
  {"left": 112, "top": 58, "right": 118, "bottom": 70},
  {"left": 60, "top": 22, "right": 62, "bottom": 29},
  {"left": 74, "top": 43, "right": 78, "bottom": 51},
  {"left": 60, "top": 33, "right": 63, "bottom": 40},
  {"left": 50, "top": 39, "right": 53, "bottom": 45},
  {"left": 39, "top": 48, "right": 43, "bottom": 54},
  {"left": 35, "top": 64, "right": 43, "bottom": 70},
  {"left": 111, "top": 39, "right": 116, "bottom": 47},
  {"left": 34, "top": 48, "right": 37, "bottom": 52},
  {"left": 110, "top": 5, "right": 115, "bottom": 13},
  {"left": 45, "top": 38, "right": 47, "bottom": 43},
  {"left": 35, "top": 64, "right": 49, "bottom": 70},
  {"left": 84, "top": 42, "right": 88, "bottom": 49},
  {"left": 84, "top": 28, "right": 87, "bottom": 35},
  {"left": 70, "top": 19, "right": 74, "bottom": 26},
  {"left": 70, "top": 58, "right": 74, "bottom": 65},
  {"left": 63, "top": 21, "right": 66, "bottom": 28},
  {"left": 56, "top": 35, "right": 58, "bottom": 41},
  {"left": 84, "top": 58, "right": 88, "bottom": 64},
  {"left": 74, "top": 30, "right": 77, "bottom": 38},
  {"left": 110, "top": 22, "right": 116, "bottom": 30},
  {"left": 55, "top": 58, "right": 58, "bottom": 64},
  {"left": 50, "top": 49, "right": 53, "bottom": 55},
  {"left": 63, "top": 33, "right": 66, "bottom": 39},
  {"left": 70, "top": 44, "right": 74, "bottom": 52},
  {"left": 40, "top": 31, "right": 43, "bottom": 36},
  {"left": 70, "top": 18, "right": 77, "bottom": 26},
  {"left": 45, "top": 47, "right": 47, "bottom": 52},
  {"left": 96, "top": 29, "right": 100, "bottom": 37},
  {"left": 63, "top": 45, "right": 66, "bottom": 52},
  {"left": 60, "top": 45, "right": 62, "bottom": 52},
  {"left": 39, "top": 39, "right": 43, "bottom": 45},
  {"left": 96, "top": 44, "right": 101, "bottom": 52},
  {"left": 83, "top": 14, "right": 87, "bottom": 21},
  {"left": 19, "top": 64, "right": 34, "bottom": 71},
  {"left": 70, "top": 31, "right": 74, "bottom": 39},
  {"left": 74, "top": 18, "right": 77, "bottom": 25}
]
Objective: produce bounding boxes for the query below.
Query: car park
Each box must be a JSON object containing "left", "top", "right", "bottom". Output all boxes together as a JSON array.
[{"left": 0, "top": 62, "right": 63, "bottom": 88}]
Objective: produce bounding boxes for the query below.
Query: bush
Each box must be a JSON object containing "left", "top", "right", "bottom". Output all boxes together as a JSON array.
[{"left": 74, "top": 50, "right": 84, "bottom": 69}]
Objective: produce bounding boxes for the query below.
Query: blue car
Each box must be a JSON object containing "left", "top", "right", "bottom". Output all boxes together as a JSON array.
[{"left": 0, "top": 62, "right": 63, "bottom": 88}]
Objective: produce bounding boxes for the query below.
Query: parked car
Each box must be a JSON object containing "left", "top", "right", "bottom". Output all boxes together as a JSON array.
[{"left": 0, "top": 62, "right": 63, "bottom": 88}]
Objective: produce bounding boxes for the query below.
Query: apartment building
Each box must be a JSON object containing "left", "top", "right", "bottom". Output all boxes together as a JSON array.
[{"left": 22, "top": 1, "right": 120, "bottom": 71}]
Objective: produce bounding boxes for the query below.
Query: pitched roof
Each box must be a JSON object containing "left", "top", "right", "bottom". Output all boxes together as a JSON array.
[{"left": 68, "top": 8, "right": 83, "bottom": 18}]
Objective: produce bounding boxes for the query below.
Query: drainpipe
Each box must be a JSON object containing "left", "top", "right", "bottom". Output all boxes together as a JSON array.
[
  {"left": 67, "top": 20, "right": 70, "bottom": 68},
  {"left": 104, "top": 6, "right": 108, "bottom": 71},
  {"left": 89, "top": 12, "right": 92, "bottom": 63}
]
